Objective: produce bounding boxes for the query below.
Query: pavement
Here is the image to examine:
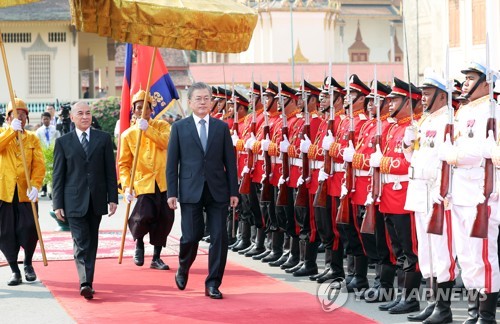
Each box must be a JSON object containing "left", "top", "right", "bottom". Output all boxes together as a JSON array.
[{"left": 0, "top": 196, "right": 474, "bottom": 323}]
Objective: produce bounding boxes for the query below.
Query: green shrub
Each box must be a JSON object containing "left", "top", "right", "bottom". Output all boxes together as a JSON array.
[
  {"left": 42, "top": 144, "right": 54, "bottom": 186},
  {"left": 91, "top": 96, "right": 120, "bottom": 136}
]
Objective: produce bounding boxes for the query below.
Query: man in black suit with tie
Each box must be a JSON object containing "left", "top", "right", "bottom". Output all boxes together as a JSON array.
[
  {"left": 52, "top": 101, "right": 118, "bottom": 300},
  {"left": 167, "top": 82, "right": 238, "bottom": 299}
]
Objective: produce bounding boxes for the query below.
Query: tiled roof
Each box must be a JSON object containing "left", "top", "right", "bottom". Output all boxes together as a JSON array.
[{"left": 0, "top": 0, "right": 71, "bottom": 21}]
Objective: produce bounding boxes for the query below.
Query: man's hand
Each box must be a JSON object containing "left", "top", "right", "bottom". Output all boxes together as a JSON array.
[
  {"left": 403, "top": 126, "right": 416, "bottom": 146},
  {"left": 299, "top": 134, "right": 312, "bottom": 154},
  {"left": 138, "top": 118, "right": 149, "bottom": 131},
  {"left": 11, "top": 118, "right": 22, "bottom": 132},
  {"left": 108, "top": 202, "right": 117, "bottom": 216},
  {"left": 342, "top": 140, "right": 355, "bottom": 162},
  {"left": 318, "top": 168, "right": 329, "bottom": 182},
  {"left": 167, "top": 197, "right": 178, "bottom": 210},
  {"left": 245, "top": 132, "right": 256, "bottom": 150},
  {"left": 55, "top": 208, "right": 65, "bottom": 221},
  {"left": 482, "top": 129, "right": 496, "bottom": 159},
  {"left": 369, "top": 144, "right": 383, "bottom": 167},
  {"left": 279, "top": 135, "right": 290, "bottom": 153},
  {"left": 322, "top": 130, "right": 334, "bottom": 151},
  {"left": 261, "top": 134, "right": 271, "bottom": 151},
  {"left": 26, "top": 186, "right": 38, "bottom": 202},
  {"left": 230, "top": 196, "right": 239, "bottom": 208},
  {"left": 231, "top": 131, "right": 239, "bottom": 147},
  {"left": 124, "top": 187, "right": 136, "bottom": 204}
]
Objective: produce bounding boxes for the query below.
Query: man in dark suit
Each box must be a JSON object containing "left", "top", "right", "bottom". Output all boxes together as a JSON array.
[
  {"left": 167, "top": 82, "right": 238, "bottom": 299},
  {"left": 52, "top": 101, "right": 118, "bottom": 300}
]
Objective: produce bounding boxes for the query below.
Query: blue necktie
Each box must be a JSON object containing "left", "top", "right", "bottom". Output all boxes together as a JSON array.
[
  {"left": 199, "top": 119, "right": 207, "bottom": 152},
  {"left": 81, "top": 132, "right": 89, "bottom": 156},
  {"left": 45, "top": 127, "right": 50, "bottom": 144}
]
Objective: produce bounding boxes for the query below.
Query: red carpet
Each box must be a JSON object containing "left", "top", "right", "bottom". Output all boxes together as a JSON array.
[
  {"left": 36, "top": 255, "right": 376, "bottom": 323},
  {"left": 0, "top": 231, "right": 206, "bottom": 266}
]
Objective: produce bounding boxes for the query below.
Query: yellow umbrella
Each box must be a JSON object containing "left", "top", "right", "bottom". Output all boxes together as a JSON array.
[
  {"left": 0, "top": 0, "right": 38, "bottom": 7},
  {"left": 70, "top": 0, "right": 258, "bottom": 53}
]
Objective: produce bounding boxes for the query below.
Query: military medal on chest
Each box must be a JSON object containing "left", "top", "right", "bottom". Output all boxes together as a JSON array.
[
  {"left": 394, "top": 138, "right": 403, "bottom": 153},
  {"left": 466, "top": 119, "right": 475, "bottom": 138},
  {"left": 425, "top": 130, "right": 437, "bottom": 148}
]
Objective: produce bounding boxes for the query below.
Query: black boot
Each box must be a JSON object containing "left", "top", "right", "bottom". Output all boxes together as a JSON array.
[
  {"left": 476, "top": 291, "right": 498, "bottom": 323},
  {"left": 317, "top": 249, "right": 346, "bottom": 283},
  {"left": 422, "top": 280, "right": 453, "bottom": 324},
  {"left": 346, "top": 255, "right": 369, "bottom": 293},
  {"left": 293, "top": 241, "right": 319, "bottom": 277},
  {"left": 345, "top": 254, "right": 355, "bottom": 285},
  {"left": 310, "top": 248, "right": 331, "bottom": 281},
  {"left": 463, "top": 289, "right": 479, "bottom": 323},
  {"left": 262, "top": 231, "right": 284, "bottom": 263},
  {"left": 379, "top": 269, "right": 404, "bottom": 311},
  {"left": 245, "top": 227, "right": 266, "bottom": 257},
  {"left": 281, "top": 236, "right": 301, "bottom": 270},
  {"left": 232, "top": 222, "right": 251, "bottom": 252},
  {"left": 252, "top": 232, "right": 272, "bottom": 260},
  {"left": 365, "top": 264, "right": 395, "bottom": 303},
  {"left": 389, "top": 271, "right": 422, "bottom": 314},
  {"left": 134, "top": 239, "right": 145, "bottom": 266},
  {"left": 285, "top": 239, "right": 306, "bottom": 273},
  {"left": 363, "top": 264, "right": 381, "bottom": 300},
  {"left": 407, "top": 277, "right": 436, "bottom": 321},
  {"left": 269, "top": 251, "right": 289, "bottom": 267},
  {"left": 238, "top": 243, "right": 255, "bottom": 255}
]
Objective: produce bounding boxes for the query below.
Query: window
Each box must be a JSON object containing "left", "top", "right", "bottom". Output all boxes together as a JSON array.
[
  {"left": 472, "top": 0, "right": 486, "bottom": 45},
  {"left": 28, "top": 54, "right": 51, "bottom": 95},
  {"left": 449, "top": 0, "right": 460, "bottom": 47},
  {"left": 1, "top": 33, "right": 31, "bottom": 43},
  {"left": 351, "top": 53, "right": 367, "bottom": 62},
  {"left": 48, "top": 32, "right": 66, "bottom": 43}
]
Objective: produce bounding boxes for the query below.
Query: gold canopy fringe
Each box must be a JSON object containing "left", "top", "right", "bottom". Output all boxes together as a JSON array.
[{"left": 69, "top": 0, "right": 258, "bottom": 54}]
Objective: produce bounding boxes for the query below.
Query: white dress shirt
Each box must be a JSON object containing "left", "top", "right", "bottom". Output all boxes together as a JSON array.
[{"left": 192, "top": 114, "right": 209, "bottom": 139}]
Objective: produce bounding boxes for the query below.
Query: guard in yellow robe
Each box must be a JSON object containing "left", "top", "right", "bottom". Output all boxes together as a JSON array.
[
  {"left": 0, "top": 98, "right": 45, "bottom": 286},
  {"left": 118, "top": 90, "right": 174, "bottom": 270}
]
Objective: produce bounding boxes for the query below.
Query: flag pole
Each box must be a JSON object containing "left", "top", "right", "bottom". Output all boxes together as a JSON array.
[
  {"left": 118, "top": 47, "right": 157, "bottom": 264},
  {"left": 0, "top": 28, "right": 47, "bottom": 266}
]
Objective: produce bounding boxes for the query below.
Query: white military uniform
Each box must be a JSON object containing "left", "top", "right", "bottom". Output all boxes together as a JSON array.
[
  {"left": 450, "top": 94, "right": 500, "bottom": 293},
  {"left": 405, "top": 106, "right": 458, "bottom": 283}
]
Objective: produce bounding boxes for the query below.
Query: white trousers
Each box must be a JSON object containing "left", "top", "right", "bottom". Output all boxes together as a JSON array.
[
  {"left": 414, "top": 210, "right": 458, "bottom": 283},
  {"left": 451, "top": 203, "right": 500, "bottom": 293}
]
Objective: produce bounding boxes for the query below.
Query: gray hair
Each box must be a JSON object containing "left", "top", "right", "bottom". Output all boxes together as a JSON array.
[
  {"left": 71, "top": 101, "right": 91, "bottom": 114},
  {"left": 187, "top": 82, "right": 212, "bottom": 100}
]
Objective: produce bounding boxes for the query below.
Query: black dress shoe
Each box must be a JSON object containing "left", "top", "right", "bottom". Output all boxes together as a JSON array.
[
  {"left": 175, "top": 269, "right": 188, "bottom": 290},
  {"left": 309, "top": 268, "right": 329, "bottom": 281},
  {"left": 7, "top": 272, "right": 22, "bottom": 286},
  {"left": 134, "top": 247, "right": 144, "bottom": 266},
  {"left": 232, "top": 240, "right": 251, "bottom": 252},
  {"left": 238, "top": 244, "right": 255, "bottom": 255},
  {"left": 205, "top": 286, "right": 223, "bottom": 299},
  {"left": 268, "top": 252, "right": 289, "bottom": 267},
  {"left": 261, "top": 252, "right": 282, "bottom": 263},
  {"left": 293, "top": 264, "right": 318, "bottom": 277},
  {"left": 150, "top": 259, "right": 169, "bottom": 270},
  {"left": 252, "top": 250, "right": 270, "bottom": 260},
  {"left": 24, "top": 265, "right": 37, "bottom": 282},
  {"left": 285, "top": 261, "right": 304, "bottom": 273},
  {"left": 80, "top": 285, "right": 93, "bottom": 300},
  {"left": 244, "top": 246, "right": 266, "bottom": 257}
]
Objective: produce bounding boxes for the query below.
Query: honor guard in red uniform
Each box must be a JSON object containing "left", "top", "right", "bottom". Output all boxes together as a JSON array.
[
  {"left": 233, "top": 82, "right": 267, "bottom": 255},
  {"left": 258, "top": 82, "right": 302, "bottom": 266},
  {"left": 244, "top": 82, "right": 282, "bottom": 259},
  {"left": 225, "top": 90, "right": 250, "bottom": 250},
  {"left": 348, "top": 80, "right": 397, "bottom": 302},
  {"left": 212, "top": 87, "right": 231, "bottom": 120},
  {"left": 371, "top": 77, "right": 423, "bottom": 314},
  {"left": 209, "top": 86, "right": 219, "bottom": 116},
  {"left": 446, "top": 61, "right": 499, "bottom": 323},
  {"left": 330, "top": 74, "right": 371, "bottom": 293},
  {"left": 404, "top": 70, "right": 457, "bottom": 322},
  {"left": 309, "top": 76, "right": 347, "bottom": 284}
]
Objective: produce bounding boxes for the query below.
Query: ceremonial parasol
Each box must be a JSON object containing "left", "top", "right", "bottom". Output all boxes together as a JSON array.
[
  {"left": 69, "top": 0, "right": 258, "bottom": 263},
  {"left": 0, "top": 0, "right": 47, "bottom": 265}
]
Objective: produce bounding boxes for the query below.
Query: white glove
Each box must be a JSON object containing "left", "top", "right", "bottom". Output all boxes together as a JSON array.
[
  {"left": 369, "top": 144, "right": 383, "bottom": 167},
  {"left": 124, "top": 188, "right": 136, "bottom": 203},
  {"left": 26, "top": 186, "right": 38, "bottom": 202},
  {"left": 261, "top": 134, "right": 271, "bottom": 151},
  {"left": 278, "top": 176, "right": 286, "bottom": 186},
  {"left": 297, "top": 175, "right": 304, "bottom": 186},
  {"left": 364, "top": 194, "right": 374, "bottom": 206},
  {"left": 245, "top": 132, "right": 256, "bottom": 150},
  {"left": 231, "top": 131, "right": 239, "bottom": 147},
  {"left": 438, "top": 133, "right": 453, "bottom": 162},
  {"left": 299, "top": 134, "right": 312, "bottom": 154},
  {"left": 241, "top": 165, "right": 250, "bottom": 177},
  {"left": 318, "top": 168, "right": 329, "bottom": 182},
  {"left": 482, "top": 129, "right": 496, "bottom": 159},
  {"left": 138, "top": 118, "right": 149, "bottom": 131},
  {"left": 322, "top": 130, "right": 334, "bottom": 151},
  {"left": 11, "top": 118, "right": 22, "bottom": 132},
  {"left": 279, "top": 135, "right": 290, "bottom": 153},
  {"left": 343, "top": 140, "right": 355, "bottom": 162},
  {"left": 340, "top": 184, "right": 348, "bottom": 198},
  {"left": 430, "top": 187, "right": 444, "bottom": 204},
  {"left": 403, "top": 126, "right": 416, "bottom": 146}
]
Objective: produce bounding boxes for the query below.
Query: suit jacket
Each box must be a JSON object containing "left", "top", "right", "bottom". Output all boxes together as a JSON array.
[
  {"left": 167, "top": 115, "right": 238, "bottom": 203},
  {"left": 52, "top": 128, "right": 118, "bottom": 217}
]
